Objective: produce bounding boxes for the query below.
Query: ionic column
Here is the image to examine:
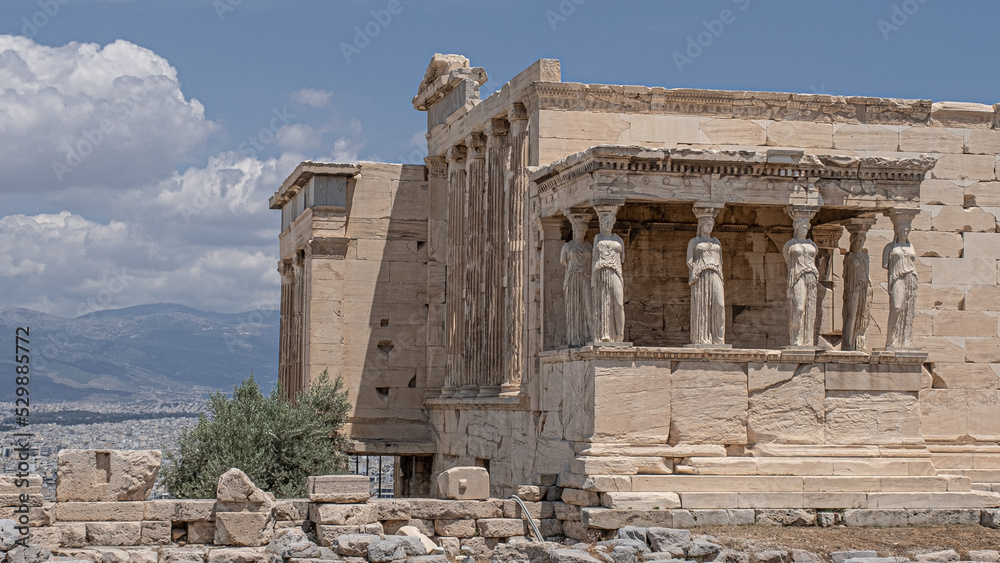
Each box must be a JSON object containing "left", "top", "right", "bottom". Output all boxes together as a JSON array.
[
  {"left": 480, "top": 120, "right": 508, "bottom": 396},
  {"left": 291, "top": 253, "right": 306, "bottom": 395},
  {"left": 461, "top": 133, "right": 486, "bottom": 397},
  {"left": 443, "top": 146, "right": 467, "bottom": 397},
  {"left": 501, "top": 104, "right": 528, "bottom": 396},
  {"left": 812, "top": 224, "right": 845, "bottom": 346},
  {"left": 783, "top": 205, "right": 820, "bottom": 347},
  {"left": 277, "top": 260, "right": 294, "bottom": 400},
  {"left": 882, "top": 209, "right": 919, "bottom": 350},
  {"left": 590, "top": 199, "right": 626, "bottom": 344},
  {"left": 841, "top": 217, "right": 876, "bottom": 351}
]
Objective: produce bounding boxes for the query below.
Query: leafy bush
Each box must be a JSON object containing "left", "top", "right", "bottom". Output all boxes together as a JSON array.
[{"left": 162, "top": 370, "right": 351, "bottom": 498}]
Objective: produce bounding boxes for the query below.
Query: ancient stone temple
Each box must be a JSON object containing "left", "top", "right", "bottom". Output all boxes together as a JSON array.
[{"left": 271, "top": 54, "right": 1000, "bottom": 524}]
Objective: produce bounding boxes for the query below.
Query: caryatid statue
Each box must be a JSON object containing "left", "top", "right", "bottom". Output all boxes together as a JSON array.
[
  {"left": 561, "top": 212, "right": 593, "bottom": 347},
  {"left": 883, "top": 210, "right": 919, "bottom": 349},
  {"left": 841, "top": 218, "right": 875, "bottom": 351},
  {"left": 591, "top": 202, "right": 625, "bottom": 343},
  {"left": 783, "top": 207, "right": 820, "bottom": 347},
  {"left": 687, "top": 205, "right": 726, "bottom": 346}
]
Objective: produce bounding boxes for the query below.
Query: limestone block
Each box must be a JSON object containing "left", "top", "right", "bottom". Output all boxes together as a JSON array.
[
  {"left": 926, "top": 491, "right": 1000, "bottom": 508},
  {"left": 737, "top": 493, "right": 804, "bottom": 509},
  {"left": 967, "top": 339, "right": 1000, "bottom": 363},
  {"left": 56, "top": 502, "right": 144, "bottom": 522},
  {"left": 678, "top": 492, "right": 739, "bottom": 509},
  {"left": 330, "top": 533, "right": 380, "bottom": 557},
  {"left": 537, "top": 110, "right": 629, "bottom": 141},
  {"left": 963, "top": 233, "right": 1000, "bottom": 261},
  {"left": 309, "top": 503, "right": 375, "bottom": 526},
  {"left": 965, "top": 181, "right": 1000, "bottom": 207},
  {"left": 159, "top": 547, "right": 208, "bottom": 563},
  {"left": 436, "top": 467, "right": 489, "bottom": 500},
  {"left": 680, "top": 457, "right": 757, "bottom": 475},
  {"left": 833, "top": 124, "right": 899, "bottom": 151},
  {"left": 766, "top": 121, "right": 833, "bottom": 149},
  {"left": 143, "top": 500, "right": 216, "bottom": 522},
  {"left": 866, "top": 493, "right": 929, "bottom": 509},
  {"left": 515, "top": 486, "right": 544, "bottom": 502},
  {"left": 307, "top": 475, "right": 370, "bottom": 503},
  {"left": 206, "top": 548, "right": 268, "bottom": 563},
  {"left": 56, "top": 450, "right": 161, "bottom": 502},
  {"left": 909, "top": 231, "right": 963, "bottom": 258},
  {"left": 920, "top": 179, "right": 966, "bottom": 206},
  {"left": 755, "top": 509, "right": 816, "bottom": 526},
  {"left": 407, "top": 500, "right": 502, "bottom": 520},
  {"left": 699, "top": 118, "right": 766, "bottom": 146},
  {"left": 802, "top": 492, "right": 867, "bottom": 509},
  {"left": 916, "top": 284, "right": 965, "bottom": 310},
  {"left": 593, "top": 362, "right": 671, "bottom": 443},
  {"left": 367, "top": 536, "right": 426, "bottom": 562},
  {"left": 561, "top": 489, "right": 600, "bottom": 507},
  {"left": 85, "top": 522, "right": 141, "bottom": 546},
  {"left": 139, "top": 521, "right": 170, "bottom": 546},
  {"left": 825, "top": 365, "right": 923, "bottom": 392},
  {"left": 623, "top": 115, "right": 700, "bottom": 145},
  {"left": 933, "top": 310, "right": 998, "bottom": 337},
  {"left": 967, "top": 390, "right": 1000, "bottom": 440},
  {"left": 57, "top": 522, "right": 86, "bottom": 548},
  {"left": 801, "top": 476, "right": 881, "bottom": 493},
  {"left": 273, "top": 500, "right": 309, "bottom": 522},
  {"left": 475, "top": 518, "right": 525, "bottom": 538},
  {"left": 920, "top": 389, "right": 968, "bottom": 441},
  {"left": 931, "top": 154, "right": 996, "bottom": 181},
  {"left": 670, "top": 362, "right": 748, "bottom": 445},
  {"left": 187, "top": 521, "right": 216, "bottom": 544},
  {"left": 600, "top": 492, "right": 680, "bottom": 510},
  {"left": 370, "top": 499, "right": 409, "bottom": 521},
  {"left": 579, "top": 508, "right": 674, "bottom": 530},
  {"left": 433, "top": 518, "right": 475, "bottom": 538},
  {"left": 214, "top": 512, "right": 275, "bottom": 547},
  {"left": 898, "top": 127, "right": 963, "bottom": 153},
  {"left": 755, "top": 458, "right": 834, "bottom": 476},
  {"left": 931, "top": 206, "right": 997, "bottom": 232},
  {"left": 748, "top": 364, "right": 824, "bottom": 445}
]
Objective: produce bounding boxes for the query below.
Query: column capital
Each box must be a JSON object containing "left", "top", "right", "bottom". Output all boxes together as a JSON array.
[
  {"left": 485, "top": 118, "right": 508, "bottom": 138},
  {"left": 508, "top": 102, "right": 528, "bottom": 122},
  {"left": 447, "top": 145, "right": 467, "bottom": 164},
  {"left": 786, "top": 204, "right": 820, "bottom": 222},
  {"left": 590, "top": 197, "right": 626, "bottom": 215},
  {"left": 886, "top": 207, "right": 920, "bottom": 224},
  {"left": 538, "top": 216, "right": 564, "bottom": 239},
  {"left": 466, "top": 132, "right": 486, "bottom": 159},
  {"left": 811, "top": 225, "right": 844, "bottom": 250},
  {"left": 425, "top": 155, "right": 448, "bottom": 178},
  {"left": 693, "top": 203, "right": 725, "bottom": 220},
  {"left": 842, "top": 215, "right": 877, "bottom": 234}
]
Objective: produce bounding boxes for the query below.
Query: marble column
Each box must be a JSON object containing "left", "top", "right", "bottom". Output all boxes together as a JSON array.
[
  {"left": 277, "top": 260, "right": 294, "bottom": 400},
  {"left": 480, "top": 120, "right": 508, "bottom": 396},
  {"left": 812, "top": 224, "right": 845, "bottom": 346},
  {"left": 783, "top": 205, "right": 820, "bottom": 347},
  {"left": 443, "top": 145, "right": 467, "bottom": 397},
  {"left": 590, "top": 199, "right": 626, "bottom": 344},
  {"left": 841, "top": 217, "right": 876, "bottom": 351},
  {"left": 291, "top": 253, "right": 305, "bottom": 394},
  {"left": 501, "top": 104, "right": 528, "bottom": 396},
  {"left": 883, "top": 209, "right": 919, "bottom": 349},
  {"left": 461, "top": 133, "right": 486, "bottom": 397}
]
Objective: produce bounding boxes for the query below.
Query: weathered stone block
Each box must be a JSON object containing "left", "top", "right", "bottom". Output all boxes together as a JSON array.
[
  {"left": 748, "top": 364, "right": 824, "bottom": 444},
  {"left": 370, "top": 499, "right": 409, "bottom": 521},
  {"left": 187, "top": 521, "right": 216, "bottom": 544},
  {"left": 755, "top": 509, "right": 816, "bottom": 526},
  {"left": 433, "top": 518, "right": 475, "bottom": 538},
  {"left": 139, "top": 520, "right": 170, "bottom": 546},
  {"left": 206, "top": 548, "right": 268, "bottom": 563},
  {"left": 581, "top": 508, "right": 674, "bottom": 530},
  {"left": 307, "top": 475, "right": 370, "bottom": 503},
  {"left": 143, "top": 500, "right": 216, "bottom": 522},
  {"left": 85, "top": 522, "right": 141, "bottom": 546},
  {"left": 670, "top": 362, "right": 748, "bottom": 445},
  {"left": 56, "top": 522, "right": 86, "bottom": 548},
  {"left": 159, "top": 547, "right": 208, "bottom": 563},
  {"left": 214, "top": 511, "right": 275, "bottom": 547},
  {"left": 56, "top": 502, "right": 144, "bottom": 522},
  {"left": 56, "top": 450, "right": 160, "bottom": 502},
  {"left": 475, "top": 518, "right": 525, "bottom": 538},
  {"left": 216, "top": 469, "right": 273, "bottom": 510},
  {"left": 408, "top": 499, "right": 502, "bottom": 520},
  {"left": 561, "top": 489, "right": 600, "bottom": 507},
  {"left": 309, "top": 503, "right": 375, "bottom": 526},
  {"left": 601, "top": 492, "right": 680, "bottom": 510},
  {"left": 437, "top": 467, "right": 489, "bottom": 500}
]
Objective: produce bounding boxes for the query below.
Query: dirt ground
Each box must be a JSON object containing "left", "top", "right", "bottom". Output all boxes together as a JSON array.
[{"left": 694, "top": 526, "right": 1000, "bottom": 558}]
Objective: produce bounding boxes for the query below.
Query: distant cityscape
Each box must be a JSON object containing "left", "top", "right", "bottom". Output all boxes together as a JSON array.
[{"left": 0, "top": 399, "right": 394, "bottom": 499}]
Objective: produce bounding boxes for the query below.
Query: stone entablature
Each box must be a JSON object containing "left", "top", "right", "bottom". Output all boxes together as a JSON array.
[{"left": 532, "top": 146, "right": 934, "bottom": 217}]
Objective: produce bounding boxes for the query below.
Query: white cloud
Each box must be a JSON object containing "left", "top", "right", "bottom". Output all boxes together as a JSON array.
[
  {"left": 291, "top": 87, "right": 333, "bottom": 108},
  {"left": 276, "top": 124, "right": 323, "bottom": 151},
  {"left": 0, "top": 35, "right": 217, "bottom": 191}
]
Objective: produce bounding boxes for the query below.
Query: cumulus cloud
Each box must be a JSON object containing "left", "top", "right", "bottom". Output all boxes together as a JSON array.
[
  {"left": 291, "top": 87, "right": 333, "bottom": 108},
  {"left": 0, "top": 35, "right": 217, "bottom": 192},
  {"left": 276, "top": 124, "right": 323, "bottom": 151}
]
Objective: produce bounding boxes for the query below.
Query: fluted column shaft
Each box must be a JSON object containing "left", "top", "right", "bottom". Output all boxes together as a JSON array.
[
  {"left": 443, "top": 146, "right": 467, "bottom": 395},
  {"left": 501, "top": 106, "right": 528, "bottom": 395}
]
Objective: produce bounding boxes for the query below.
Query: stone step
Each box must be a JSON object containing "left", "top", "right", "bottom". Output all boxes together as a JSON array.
[
  {"left": 931, "top": 452, "right": 1000, "bottom": 470},
  {"left": 677, "top": 456, "right": 936, "bottom": 476},
  {"left": 938, "top": 469, "right": 1000, "bottom": 483},
  {"left": 599, "top": 492, "right": 680, "bottom": 510},
  {"left": 672, "top": 490, "right": 1000, "bottom": 510},
  {"left": 631, "top": 474, "right": 972, "bottom": 494}
]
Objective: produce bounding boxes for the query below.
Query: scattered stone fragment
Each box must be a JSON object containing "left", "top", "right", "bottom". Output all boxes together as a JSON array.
[
  {"left": 332, "top": 534, "right": 380, "bottom": 558},
  {"left": 915, "top": 551, "right": 959, "bottom": 563},
  {"left": 265, "top": 528, "right": 320, "bottom": 559},
  {"left": 754, "top": 551, "right": 788, "bottom": 563},
  {"left": 646, "top": 529, "right": 692, "bottom": 553},
  {"left": 0, "top": 519, "right": 19, "bottom": 551},
  {"left": 6, "top": 545, "right": 52, "bottom": 563},
  {"left": 551, "top": 549, "right": 603, "bottom": 563},
  {"left": 686, "top": 540, "right": 721, "bottom": 560},
  {"left": 366, "top": 536, "right": 425, "bottom": 563},
  {"left": 616, "top": 527, "right": 647, "bottom": 544},
  {"left": 716, "top": 550, "right": 750, "bottom": 563},
  {"left": 832, "top": 553, "right": 878, "bottom": 563},
  {"left": 790, "top": 550, "right": 821, "bottom": 563},
  {"left": 968, "top": 551, "right": 1000, "bottom": 562}
]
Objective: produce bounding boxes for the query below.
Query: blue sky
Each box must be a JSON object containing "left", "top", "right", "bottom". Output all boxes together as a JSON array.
[{"left": 1, "top": 0, "right": 998, "bottom": 317}]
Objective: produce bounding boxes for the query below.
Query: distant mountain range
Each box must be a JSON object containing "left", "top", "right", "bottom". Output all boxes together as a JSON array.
[{"left": 0, "top": 304, "right": 279, "bottom": 403}]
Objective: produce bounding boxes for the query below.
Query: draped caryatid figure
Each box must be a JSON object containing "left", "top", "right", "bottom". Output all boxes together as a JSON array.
[
  {"left": 883, "top": 211, "right": 918, "bottom": 349},
  {"left": 591, "top": 204, "right": 625, "bottom": 343},
  {"left": 687, "top": 206, "right": 725, "bottom": 346},
  {"left": 842, "top": 219, "right": 874, "bottom": 351},
  {"left": 561, "top": 212, "right": 593, "bottom": 346},
  {"left": 783, "top": 208, "right": 819, "bottom": 347}
]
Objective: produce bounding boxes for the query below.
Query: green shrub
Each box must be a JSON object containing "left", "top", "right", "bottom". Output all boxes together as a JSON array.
[{"left": 162, "top": 370, "right": 351, "bottom": 498}]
